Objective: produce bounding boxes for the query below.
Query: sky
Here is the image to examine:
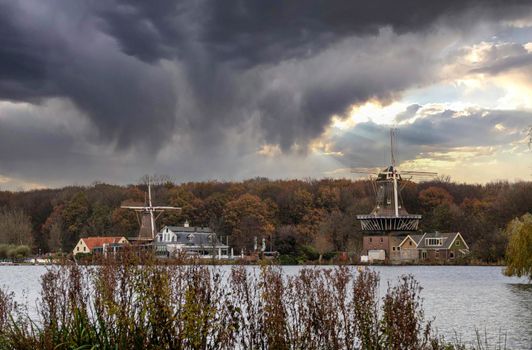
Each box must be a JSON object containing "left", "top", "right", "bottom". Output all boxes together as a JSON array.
[{"left": 0, "top": 0, "right": 531, "bottom": 190}]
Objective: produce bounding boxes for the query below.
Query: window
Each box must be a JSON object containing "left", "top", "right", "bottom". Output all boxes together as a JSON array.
[
  {"left": 425, "top": 238, "right": 443, "bottom": 246},
  {"left": 77, "top": 247, "right": 80, "bottom": 251},
  {"left": 83, "top": 247, "right": 86, "bottom": 252},
  {"left": 435, "top": 251, "right": 439, "bottom": 258},
  {"left": 392, "top": 247, "right": 396, "bottom": 251},
  {"left": 450, "top": 251, "right": 455, "bottom": 259},
  {"left": 380, "top": 237, "right": 383, "bottom": 243},
  {"left": 369, "top": 238, "right": 372, "bottom": 243},
  {"left": 397, "top": 246, "right": 401, "bottom": 251},
  {"left": 409, "top": 241, "right": 413, "bottom": 246},
  {"left": 456, "top": 240, "right": 460, "bottom": 246},
  {"left": 421, "top": 251, "right": 427, "bottom": 259}
]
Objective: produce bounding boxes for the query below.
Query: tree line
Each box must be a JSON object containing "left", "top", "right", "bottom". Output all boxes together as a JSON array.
[{"left": 0, "top": 177, "right": 530, "bottom": 262}]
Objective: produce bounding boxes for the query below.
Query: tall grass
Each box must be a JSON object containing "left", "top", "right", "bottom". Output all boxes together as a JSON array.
[{"left": 0, "top": 250, "right": 478, "bottom": 349}]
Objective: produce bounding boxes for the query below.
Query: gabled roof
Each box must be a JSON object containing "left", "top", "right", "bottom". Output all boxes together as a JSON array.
[
  {"left": 389, "top": 235, "right": 404, "bottom": 246},
  {"left": 158, "top": 226, "right": 226, "bottom": 247},
  {"left": 416, "top": 232, "right": 467, "bottom": 250},
  {"left": 81, "top": 237, "right": 126, "bottom": 250},
  {"left": 447, "top": 232, "right": 470, "bottom": 250},
  {"left": 399, "top": 234, "right": 425, "bottom": 248},
  {"left": 410, "top": 234, "right": 425, "bottom": 245},
  {"left": 166, "top": 226, "right": 213, "bottom": 234}
]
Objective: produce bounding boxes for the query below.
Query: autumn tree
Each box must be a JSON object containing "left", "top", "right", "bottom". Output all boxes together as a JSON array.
[
  {"left": 419, "top": 186, "right": 454, "bottom": 208},
  {"left": 166, "top": 187, "right": 201, "bottom": 225},
  {"left": 319, "top": 210, "right": 353, "bottom": 251},
  {"left": 316, "top": 186, "right": 340, "bottom": 212},
  {"left": 297, "top": 208, "right": 326, "bottom": 240},
  {"left": 504, "top": 213, "right": 532, "bottom": 279},
  {"left": 223, "top": 194, "right": 275, "bottom": 252},
  {"left": 0, "top": 208, "right": 33, "bottom": 246},
  {"left": 86, "top": 202, "right": 113, "bottom": 236},
  {"left": 42, "top": 204, "right": 65, "bottom": 252},
  {"left": 313, "top": 229, "right": 335, "bottom": 263},
  {"left": 61, "top": 192, "right": 90, "bottom": 250},
  {"left": 109, "top": 208, "right": 137, "bottom": 238}
]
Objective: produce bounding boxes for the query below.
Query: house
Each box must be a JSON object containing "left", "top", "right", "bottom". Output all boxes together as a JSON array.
[
  {"left": 414, "top": 232, "right": 469, "bottom": 261},
  {"left": 392, "top": 234, "right": 424, "bottom": 262},
  {"left": 154, "top": 221, "right": 230, "bottom": 258},
  {"left": 72, "top": 236, "right": 128, "bottom": 256},
  {"left": 362, "top": 232, "right": 469, "bottom": 263}
]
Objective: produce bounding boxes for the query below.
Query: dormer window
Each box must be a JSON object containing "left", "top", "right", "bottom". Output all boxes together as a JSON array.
[
  {"left": 425, "top": 238, "right": 443, "bottom": 246},
  {"left": 187, "top": 234, "right": 194, "bottom": 241}
]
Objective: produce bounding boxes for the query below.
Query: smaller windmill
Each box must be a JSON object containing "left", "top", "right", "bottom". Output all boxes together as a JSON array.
[
  {"left": 121, "top": 178, "right": 181, "bottom": 241},
  {"left": 353, "top": 128, "right": 437, "bottom": 233}
]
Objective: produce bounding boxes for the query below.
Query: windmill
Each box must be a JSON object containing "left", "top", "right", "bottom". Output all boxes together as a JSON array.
[
  {"left": 121, "top": 178, "right": 181, "bottom": 241},
  {"left": 353, "top": 128, "right": 437, "bottom": 233}
]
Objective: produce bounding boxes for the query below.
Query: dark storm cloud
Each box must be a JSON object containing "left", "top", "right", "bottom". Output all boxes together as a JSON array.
[
  {"left": 0, "top": 1, "right": 177, "bottom": 151},
  {"left": 0, "top": 0, "right": 532, "bottom": 187},
  {"left": 98, "top": 0, "right": 531, "bottom": 65},
  {"left": 0, "top": 0, "right": 528, "bottom": 150}
]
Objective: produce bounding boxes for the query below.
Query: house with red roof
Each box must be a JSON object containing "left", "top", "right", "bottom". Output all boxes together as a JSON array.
[{"left": 73, "top": 236, "right": 128, "bottom": 256}]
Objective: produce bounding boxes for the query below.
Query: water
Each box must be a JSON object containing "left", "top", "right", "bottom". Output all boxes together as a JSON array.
[{"left": 1, "top": 265, "right": 531, "bottom": 349}]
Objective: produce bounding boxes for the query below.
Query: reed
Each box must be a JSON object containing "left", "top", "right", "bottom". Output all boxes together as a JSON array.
[{"left": 0, "top": 250, "right": 482, "bottom": 349}]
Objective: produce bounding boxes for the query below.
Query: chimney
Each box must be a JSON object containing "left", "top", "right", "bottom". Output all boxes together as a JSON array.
[{"left": 184, "top": 220, "right": 189, "bottom": 228}]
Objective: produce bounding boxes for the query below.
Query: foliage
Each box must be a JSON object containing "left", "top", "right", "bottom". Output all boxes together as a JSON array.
[
  {"left": 504, "top": 213, "right": 532, "bottom": 279},
  {"left": 0, "top": 244, "right": 31, "bottom": 260},
  {"left": 0, "top": 253, "right": 474, "bottom": 349},
  {"left": 222, "top": 194, "right": 275, "bottom": 251},
  {"left": 0, "top": 208, "right": 33, "bottom": 246},
  {"left": 0, "top": 178, "right": 531, "bottom": 262}
]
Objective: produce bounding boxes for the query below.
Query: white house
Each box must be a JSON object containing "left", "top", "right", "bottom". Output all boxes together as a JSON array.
[{"left": 154, "top": 221, "right": 229, "bottom": 257}]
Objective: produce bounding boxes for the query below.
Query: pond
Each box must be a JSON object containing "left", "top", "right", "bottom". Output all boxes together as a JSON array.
[{"left": 1, "top": 265, "right": 531, "bottom": 349}]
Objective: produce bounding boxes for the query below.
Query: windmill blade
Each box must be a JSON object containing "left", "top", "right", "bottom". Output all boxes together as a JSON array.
[
  {"left": 121, "top": 206, "right": 148, "bottom": 210},
  {"left": 152, "top": 206, "right": 182, "bottom": 210},
  {"left": 399, "top": 171, "right": 438, "bottom": 177}
]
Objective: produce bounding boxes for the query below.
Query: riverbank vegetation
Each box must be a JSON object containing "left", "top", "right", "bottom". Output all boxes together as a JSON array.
[
  {"left": 0, "top": 252, "right": 484, "bottom": 349},
  {"left": 0, "top": 244, "right": 31, "bottom": 261},
  {"left": 504, "top": 213, "right": 532, "bottom": 279},
  {"left": 0, "top": 178, "right": 530, "bottom": 263}
]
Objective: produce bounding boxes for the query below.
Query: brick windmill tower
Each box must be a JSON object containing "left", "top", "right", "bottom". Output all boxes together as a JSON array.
[
  {"left": 121, "top": 178, "right": 181, "bottom": 241},
  {"left": 354, "top": 128, "right": 436, "bottom": 234}
]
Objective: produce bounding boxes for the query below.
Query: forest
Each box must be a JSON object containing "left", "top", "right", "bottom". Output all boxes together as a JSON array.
[{"left": 0, "top": 177, "right": 530, "bottom": 263}]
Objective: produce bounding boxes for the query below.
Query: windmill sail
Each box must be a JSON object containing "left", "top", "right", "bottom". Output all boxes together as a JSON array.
[
  {"left": 355, "top": 128, "right": 436, "bottom": 233},
  {"left": 121, "top": 178, "right": 181, "bottom": 240}
]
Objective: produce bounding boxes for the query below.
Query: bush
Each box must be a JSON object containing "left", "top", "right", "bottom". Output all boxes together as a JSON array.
[
  {"left": 0, "top": 251, "right": 471, "bottom": 349},
  {"left": 298, "top": 244, "right": 320, "bottom": 261},
  {"left": 0, "top": 244, "right": 31, "bottom": 260}
]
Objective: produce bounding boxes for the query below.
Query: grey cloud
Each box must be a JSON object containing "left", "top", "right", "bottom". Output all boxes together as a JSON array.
[
  {"left": 98, "top": 0, "right": 532, "bottom": 65},
  {"left": 1, "top": 0, "right": 531, "bottom": 153},
  {"left": 0, "top": 0, "right": 532, "bottom": 187},
  {"left": 329, "top": 107, "right": 532, "bottom": 168},
  {"left": 0, "top": 1, "right": 177, "bottom": 151},
  {"left": 471, "top": 52, "right": 532, "bottom": 75},
  {"left": 395, "top": 104, "right": 422, "bottom": 123}
]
